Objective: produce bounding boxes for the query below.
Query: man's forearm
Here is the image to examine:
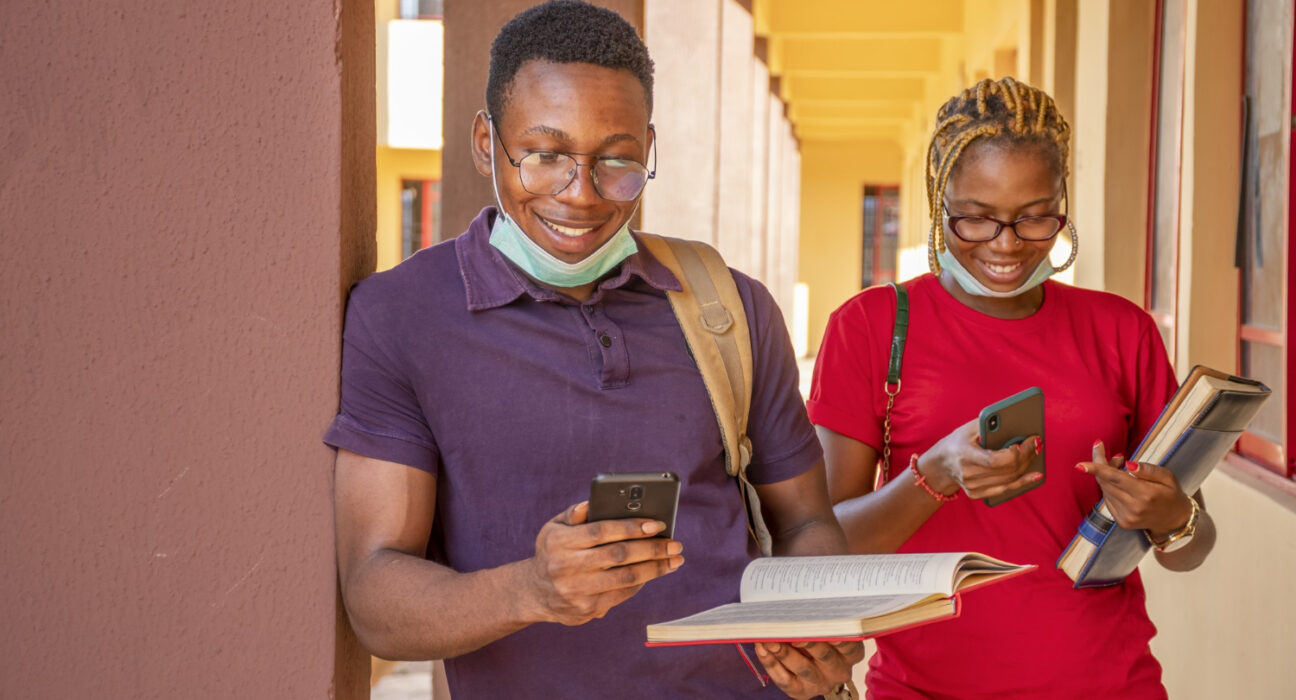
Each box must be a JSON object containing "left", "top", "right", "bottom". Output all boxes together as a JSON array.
[
  {"left": 344, "top": 549, "right": 541, "bottom": 661},
  {"left": 771, "top": 515, "right": 849, "bottom": 557}
]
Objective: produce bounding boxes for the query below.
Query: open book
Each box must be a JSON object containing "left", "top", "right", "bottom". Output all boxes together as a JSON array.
[
  {"left": 1057, "top": 365, "right": 1270, "bottom": 587},
  {"left": 645, "top": 552, "right": 1032, "bottom": 646}
]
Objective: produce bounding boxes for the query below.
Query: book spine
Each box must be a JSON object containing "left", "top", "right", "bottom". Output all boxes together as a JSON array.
[{"left": 1078, "top": 503, "right": 1114, "bottom": 541}]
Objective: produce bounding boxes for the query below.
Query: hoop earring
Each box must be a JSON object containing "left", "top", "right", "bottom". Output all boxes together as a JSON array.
[
  {"left": 927, "top": 221, "right": 942, "bottom": 274},
  {"left": 1052, "top": 220, "right": 1078, "bottom": 273}
]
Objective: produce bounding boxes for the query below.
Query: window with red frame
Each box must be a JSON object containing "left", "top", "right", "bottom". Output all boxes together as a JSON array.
[
  {"left": 400, "top": 178, "right": 441, "bottom": 260},
  {"left": 1236, "top": 0, "right": 1294, "bottom": 478},
  {"left": 861, "top": 185, "right": 899, "bottom": 288}
]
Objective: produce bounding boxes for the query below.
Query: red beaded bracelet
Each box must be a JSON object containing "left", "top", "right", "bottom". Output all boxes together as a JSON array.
[{"left": 910, "top": 453, "right": 958, "bottom": 502}]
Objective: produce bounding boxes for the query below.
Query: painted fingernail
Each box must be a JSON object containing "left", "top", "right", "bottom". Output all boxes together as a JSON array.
[
  {"left": 1034, "top": 436, "right": 1043, "bottom": 452},
  {"left": 1075, "top": 463, "right": 1087, "bottom": 473},
  {"left": 1092, "top": 440, "right": 1103, "bottom": 449},
  {"left": 643, "top": 521, "right": 665, "bottom": 534},
  {"left": 1128, "top": 461, "right": 1140, "bottom": 473},
  {"left": 1032, "top": 472, "right": 1044, "bottom": 482},
  {"left": 1113, "top": 454, "right": 1125, "bottom": 462}
]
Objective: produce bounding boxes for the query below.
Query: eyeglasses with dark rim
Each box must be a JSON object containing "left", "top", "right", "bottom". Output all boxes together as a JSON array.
[
  {"left": 942, "top": 205, "right": 1068, "bottom": 243},
  {"left": 489, "top": 114, "right": 657, "bottom": 202}
]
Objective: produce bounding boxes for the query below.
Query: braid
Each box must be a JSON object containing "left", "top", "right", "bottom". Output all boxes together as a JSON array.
[{"left": 924, "top": 77, "right": 1072, "bottom": 273}]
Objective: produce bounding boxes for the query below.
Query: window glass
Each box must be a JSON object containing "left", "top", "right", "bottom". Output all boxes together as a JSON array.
[
  {"left": 1148, "top": 0, "right": 1185, "bottom": 343},
  {"left": 1238, "top": 0, "right": 1293, "bottom": 475}
]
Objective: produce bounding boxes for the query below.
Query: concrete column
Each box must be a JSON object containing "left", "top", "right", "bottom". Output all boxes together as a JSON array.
[
  {"left": 642, "top": 0, "right": 723, "bottom": 244},
  {"left": 1071, "top": 0, "right": 1155, "bottom": 300},
  {"left": 780, "top": 127, "right": 803, "bottom": 327},
  {"left": 441, "top": 0, "right": 644, "bottom": 238},
  {"left": 765, "top": 92, "right": 787, "bottom": 291},
  {"left": 1173, "top": 0, "right": 1243, "bottom": 372},
  {"left": 1042, "top": 0, "right": 1078, "bottom": 248},
  {"left": 716, "top": 0, "right": 756, "bottom": 273},
  {"left": 1042, "top": 0, "right": 1078, "bottom": 134},
  {"left": 0, "top": 0, "right": 373, "bottom": 697},
  {"left": 749, "top": 56, "right": 772, "bottom": 282}
]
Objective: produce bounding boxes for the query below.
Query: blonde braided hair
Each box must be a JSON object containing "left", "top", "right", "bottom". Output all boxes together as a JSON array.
[{"left": 925, "top": 77, "right": 1074, "bottom": 273}]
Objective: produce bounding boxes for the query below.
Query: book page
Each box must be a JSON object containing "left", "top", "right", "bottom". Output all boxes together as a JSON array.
[
  {"left": 657, "top": 593, "right": 932, "bottom": 627},
  {"left": 738, "top": 553, "right": 968, "bottom": 602}
]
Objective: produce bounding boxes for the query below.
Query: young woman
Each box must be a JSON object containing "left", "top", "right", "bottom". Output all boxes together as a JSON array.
[{"left": 807, "top": 78, "right": 1215, "bottom": 699}]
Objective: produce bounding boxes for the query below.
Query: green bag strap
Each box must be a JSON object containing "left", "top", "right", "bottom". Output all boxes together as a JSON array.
[
  {"left": 886, "top": 281, "right": 909, "bottom": 387},
  {"left": 879, "top": 282, "right": 909, "bottom": 484}
]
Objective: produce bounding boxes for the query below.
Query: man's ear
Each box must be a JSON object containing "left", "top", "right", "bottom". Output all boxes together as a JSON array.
[{"left": 470, "top": 110, "right": 493, "bottom": 178}]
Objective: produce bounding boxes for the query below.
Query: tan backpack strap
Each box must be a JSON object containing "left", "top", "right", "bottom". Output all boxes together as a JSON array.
[{"left": 637, "top": 233, "right": 771, "bottom": 556}]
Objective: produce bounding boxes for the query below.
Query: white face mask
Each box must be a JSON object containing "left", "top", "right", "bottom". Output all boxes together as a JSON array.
[
  {"left": 485, "top": 119, "right": 639, "bottom": 288},
  {"left": 937, "top": 247, "right": 1056, "bottom": 298}
]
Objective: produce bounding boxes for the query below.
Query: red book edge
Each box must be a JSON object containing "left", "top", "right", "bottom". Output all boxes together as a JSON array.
[{"left": 642, "top": 563, "right": 1035, "bottom": 648}]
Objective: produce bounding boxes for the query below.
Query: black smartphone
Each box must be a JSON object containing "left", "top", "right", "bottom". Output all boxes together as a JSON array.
[
  {"left": 978, "top": 387, "right": 1045, "bottom": 507},
  {"left": 588, "top": 472, "right": 680, "bottom": 538}
]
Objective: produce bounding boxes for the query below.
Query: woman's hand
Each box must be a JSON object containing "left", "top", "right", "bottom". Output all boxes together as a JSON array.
[
  {"left": 1075, "top": 441, "right": 1192, "bottom": 537},
  {"left": 920, "top": 418, "right": 1044, "bottom": 500}
]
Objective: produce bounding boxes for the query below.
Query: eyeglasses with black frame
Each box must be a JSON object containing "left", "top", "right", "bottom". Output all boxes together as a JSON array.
[
  {"left": 942, "top": 204, "right": 1067, "bottom": 243},
  {"left": 488, "top": 114, "right": 656, "bottom": 202}
]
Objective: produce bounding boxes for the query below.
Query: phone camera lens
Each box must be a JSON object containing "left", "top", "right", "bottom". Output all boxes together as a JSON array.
[
  {"left": 626, "top": 500, "right": 642, "bottom": 512},
  {"left": 629, "top": 485, "right": 644, "bottom": 499},
  {"left": 988, "top": 415, "right": 1000, "bottom": 432}
]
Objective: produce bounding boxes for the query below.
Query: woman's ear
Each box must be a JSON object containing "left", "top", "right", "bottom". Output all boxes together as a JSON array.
[{"left": 470, "top": 110, "right": 493, "bottom": 178}]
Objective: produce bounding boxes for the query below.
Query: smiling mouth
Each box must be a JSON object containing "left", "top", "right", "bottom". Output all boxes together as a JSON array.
[
  {"left": 984, "top": 261, "right": 1022, "bottom": 275},
  {"left": 538, "top": 215, "right": 598, "bottom": 238}
]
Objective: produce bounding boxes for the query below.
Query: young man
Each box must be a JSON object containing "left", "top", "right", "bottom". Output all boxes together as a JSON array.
[{"left": 328, "top": 2, "right": 862, "bottom": 697}]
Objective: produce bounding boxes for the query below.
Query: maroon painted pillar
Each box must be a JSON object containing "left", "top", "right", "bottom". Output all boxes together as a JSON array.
[{"left": 0, "top": 1, "right": 374, "bottom": 698}]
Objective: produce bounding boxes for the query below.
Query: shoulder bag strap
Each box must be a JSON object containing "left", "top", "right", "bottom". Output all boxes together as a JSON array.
[
  {"left": 878, "top": 281, "right": 909, "bottom": 487},
  {"left": 636, "top": 233, "right": 770, "bottom": 556}
]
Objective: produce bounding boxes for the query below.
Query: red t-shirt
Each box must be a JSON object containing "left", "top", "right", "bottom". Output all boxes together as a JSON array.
[{"left": 808, "top": 275, "right": 1177, "bottom": 700}]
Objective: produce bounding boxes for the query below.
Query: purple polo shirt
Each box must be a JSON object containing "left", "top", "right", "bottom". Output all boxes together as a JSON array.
[{"left": 325, "top": 207, "right": 821, "bottom": 698}]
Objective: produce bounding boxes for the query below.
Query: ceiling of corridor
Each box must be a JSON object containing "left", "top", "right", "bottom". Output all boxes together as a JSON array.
[{"left": 757, "top": 0, "right": 965, "bottom": 143}]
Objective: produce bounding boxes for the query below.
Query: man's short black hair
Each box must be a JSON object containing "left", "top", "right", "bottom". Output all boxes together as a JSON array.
[{"left": 487, "top": 0, "right": 654, "bottom": 120}]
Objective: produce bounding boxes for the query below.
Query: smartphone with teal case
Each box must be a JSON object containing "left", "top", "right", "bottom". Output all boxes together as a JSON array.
[{"left": 978, "top": 387, "right": 1045, "bottom": 506}]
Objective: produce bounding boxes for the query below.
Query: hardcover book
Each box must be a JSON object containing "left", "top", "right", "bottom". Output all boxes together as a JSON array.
[
  {"left": 1057, "top": 365, "right": 1270, "bottom": 588},
  {"left": 644, "top": 551, "right": 1032, "bottom": 646}
]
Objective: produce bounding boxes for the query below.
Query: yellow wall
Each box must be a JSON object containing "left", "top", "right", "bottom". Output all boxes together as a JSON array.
[
  {"left": 798, "top": 139, "right": 903, "bottom": 355},
  {"left": 375, "top": 146, "right": 442, "bottom": 272}
]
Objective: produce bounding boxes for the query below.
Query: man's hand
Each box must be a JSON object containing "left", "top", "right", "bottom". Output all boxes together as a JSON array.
[
  {"left": 754, "top": 640, "right": 864, "bottom": 699},
  {"left": 521, "top": 501, "right": 684, "bottom": 626}
]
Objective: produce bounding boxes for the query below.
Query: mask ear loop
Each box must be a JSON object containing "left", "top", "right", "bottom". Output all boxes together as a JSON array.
[{"left": 484, "top": 112, "right": 509, "bottom": 215}]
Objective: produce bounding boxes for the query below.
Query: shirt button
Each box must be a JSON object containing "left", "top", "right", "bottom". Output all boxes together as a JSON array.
[{"left": 599, "top": 333, "right": 613, "bottom": 348}]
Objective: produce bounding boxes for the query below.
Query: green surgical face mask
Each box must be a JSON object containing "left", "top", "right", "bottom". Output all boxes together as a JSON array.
[
  {"left": 488, "top": 209, "right": 638, "bottom": 289},
  {"left": 486, "top": 119, "right": 638, "bottom": 288}
]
